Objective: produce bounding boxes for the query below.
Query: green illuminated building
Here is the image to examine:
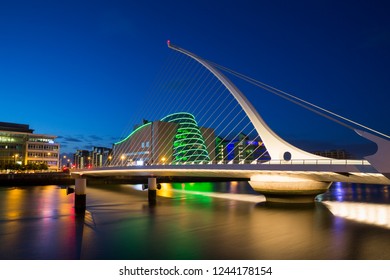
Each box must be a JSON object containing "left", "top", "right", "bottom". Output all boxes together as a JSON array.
[
  {"left": 161, "top": 113, "right": 210, "bottom": 163},
  {"left": 112, "top": 112, "right": 214, "bottom": 165}
]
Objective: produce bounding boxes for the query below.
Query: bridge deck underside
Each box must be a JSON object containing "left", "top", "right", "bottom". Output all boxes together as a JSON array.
[{"left": 71, "top": 164, "right": 390, "bottom": 185}]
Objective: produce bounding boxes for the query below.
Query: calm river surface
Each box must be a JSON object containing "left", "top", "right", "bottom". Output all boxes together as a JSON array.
[{"left": 0, "top": 181, "right": 389, "bottom": 260}]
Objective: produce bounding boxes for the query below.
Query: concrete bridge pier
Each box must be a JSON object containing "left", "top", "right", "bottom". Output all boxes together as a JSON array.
[
  {"left": 75, "top": 177, "right": 87, "bottom": 212},
  {"left": 148, "top": 177, "right": 157, "bottom": 205},
  {"left": 249, "top": 175, "right": 332, "bottom": 203}
]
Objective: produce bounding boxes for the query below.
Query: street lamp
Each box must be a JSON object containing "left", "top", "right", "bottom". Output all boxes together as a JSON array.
[{"left": 121, "top": 155, "right": 125, "bottom": 166}]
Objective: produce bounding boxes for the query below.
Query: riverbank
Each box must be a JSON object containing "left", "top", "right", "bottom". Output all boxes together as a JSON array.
[{"left": 0, "top": 172, "right": 74, "bottom": 186}]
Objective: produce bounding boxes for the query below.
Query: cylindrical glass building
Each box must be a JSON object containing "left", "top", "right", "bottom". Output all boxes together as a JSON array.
[{"left": 161, "top": 112, "right": 210, "bottom": 163}]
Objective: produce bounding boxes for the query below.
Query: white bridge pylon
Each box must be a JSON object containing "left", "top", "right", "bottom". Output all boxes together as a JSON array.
[{"left": 167, "top": 40, "right": 329, "bottom": 162}]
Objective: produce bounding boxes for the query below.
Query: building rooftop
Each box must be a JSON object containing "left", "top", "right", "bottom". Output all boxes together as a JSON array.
[{"left": 0, "top": 122, "right": 34, "bottom": 133}]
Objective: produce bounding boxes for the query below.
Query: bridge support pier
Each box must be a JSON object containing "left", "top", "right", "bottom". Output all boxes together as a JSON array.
[
  {"left": 249, "top": 177, "right": 331, "bottom": 203},
  {"left": 75, "top": 178, "right": 87, "bottom": 211},
  {"left": 148, "top": 177, "right": 157, "bottom": 205}
]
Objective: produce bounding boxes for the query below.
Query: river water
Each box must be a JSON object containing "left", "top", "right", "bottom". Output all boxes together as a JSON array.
[{"left": 0, "top": 181, "right": 389, "bottom": 260}]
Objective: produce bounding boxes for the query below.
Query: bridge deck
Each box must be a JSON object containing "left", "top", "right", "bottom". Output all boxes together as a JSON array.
[{"left": 71, "top": 162, "right": 390, "bottom": 185}]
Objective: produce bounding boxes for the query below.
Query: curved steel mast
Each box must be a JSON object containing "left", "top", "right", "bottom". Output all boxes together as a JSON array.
[{"left": 167, "top": 40, "right": 328, "bottom": 161}]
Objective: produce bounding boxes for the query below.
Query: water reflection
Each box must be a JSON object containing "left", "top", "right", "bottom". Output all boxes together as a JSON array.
[
  {"left": 317, "top": 182, "right": 390, "bottom": 203},
  {"left": 81, "top": 182, "right": 390, "bottom": 259},
  {"left": 154, "top": 182, "right": 266, "bottom": 203},
  {"left": 1, "top": 182, "right": 390, "bottom": 259},
  {"left": 0, "top": 186, "right": 90, "bottom": 259},
  {"left": 323, "top": 202, "right": 390, "bottom": 229},
  {"left": 251, "top": 202, "right": 337, "bottom": 259},
  {"left": 317, "top": 183, "right": 390, "bottom": 228}
]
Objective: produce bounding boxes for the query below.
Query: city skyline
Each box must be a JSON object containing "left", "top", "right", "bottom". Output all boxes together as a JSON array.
[{"left": 1, "top": 1, "right": 389, "bottom": 157}]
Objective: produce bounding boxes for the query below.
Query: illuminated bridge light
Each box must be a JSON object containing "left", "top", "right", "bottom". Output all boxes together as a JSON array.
[{"left": 161, "top": 112, "right": 210, "bottom": 164}]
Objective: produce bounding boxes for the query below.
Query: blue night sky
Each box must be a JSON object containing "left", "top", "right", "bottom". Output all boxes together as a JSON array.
[{"left": 0, "top": 0, "right": 389, "bottom": 157}]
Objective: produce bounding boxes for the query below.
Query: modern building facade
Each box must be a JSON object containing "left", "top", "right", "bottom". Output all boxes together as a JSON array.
[
  {"left": 215, "top": 133, "right": 269, "bottom": 163},
  {"left": 73, "top": 147, "right": 113, "bottom": 169},
  {"left": 112, "top": 112, "right": 215, "bottom": 165},
  {"left": 0, "top": 122, "right": 60, "bottom": 170},
  {"left": 73, "top": 150, "right": 91, "bottom": 169},
  {"left": 91, "top": 146, "right": 112, "bottom": 167}
]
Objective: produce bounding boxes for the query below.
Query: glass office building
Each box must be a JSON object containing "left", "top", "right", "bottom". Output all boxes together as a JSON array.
[{"left": 0, "top": 122, "right": 60, "bottom": 170}]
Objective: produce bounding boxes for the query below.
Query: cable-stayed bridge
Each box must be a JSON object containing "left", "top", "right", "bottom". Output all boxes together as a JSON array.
[{"left": 71, "top": 41, "right": 390, "bottom": 204}]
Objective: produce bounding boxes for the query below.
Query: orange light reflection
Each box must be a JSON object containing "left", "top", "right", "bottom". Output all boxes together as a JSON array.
[{"left": 323, "top": 201, "right": 390, "bottom": 229}]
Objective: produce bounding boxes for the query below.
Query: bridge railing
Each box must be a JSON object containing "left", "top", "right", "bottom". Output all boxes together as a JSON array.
[
  {"left": 258, "top": 159, "right": 371, "bottom": 166},
  {"left": 115, "top": 159, "right": 370, "bottom": 167},
  {"left": 99, "top": 158, "right": 371, "bottom": 169}
]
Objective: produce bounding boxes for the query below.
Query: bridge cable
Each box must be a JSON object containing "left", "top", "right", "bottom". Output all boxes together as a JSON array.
[
  {"left": 205, "top": 59, "right": 390, "bottom": 140},
  {"left": 154, "top": 57, "right": 219, "bottom": 164}
]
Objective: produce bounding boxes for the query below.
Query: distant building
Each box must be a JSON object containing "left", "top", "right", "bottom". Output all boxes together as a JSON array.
[
  {"left": 73, "top": 147, "right": 113, "bottom": 169},
  {"left": 73, "top": 150, "right": 91, "bottom": 169},
  {"left": 216, "top": 133, "right": 269, "bottom": 163},
  {"left": 0, "top": 121, "right": 60, "bottom": 170},
  {"left": 91, "top": 146, "right": 112, "bottom": 167}
]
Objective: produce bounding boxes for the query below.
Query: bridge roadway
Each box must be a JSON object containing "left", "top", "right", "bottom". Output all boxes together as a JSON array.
[
  {"left": 70, "top": 160, "right": 390, "bottom": 204},
  {"left": 71, "top": 160, "right": 390, "bottom": 185}
]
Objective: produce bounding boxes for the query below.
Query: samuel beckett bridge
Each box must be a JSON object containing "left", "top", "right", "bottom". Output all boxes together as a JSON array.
[{"left": 71, "top": 40, "right": 390, "bottom": 207}]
